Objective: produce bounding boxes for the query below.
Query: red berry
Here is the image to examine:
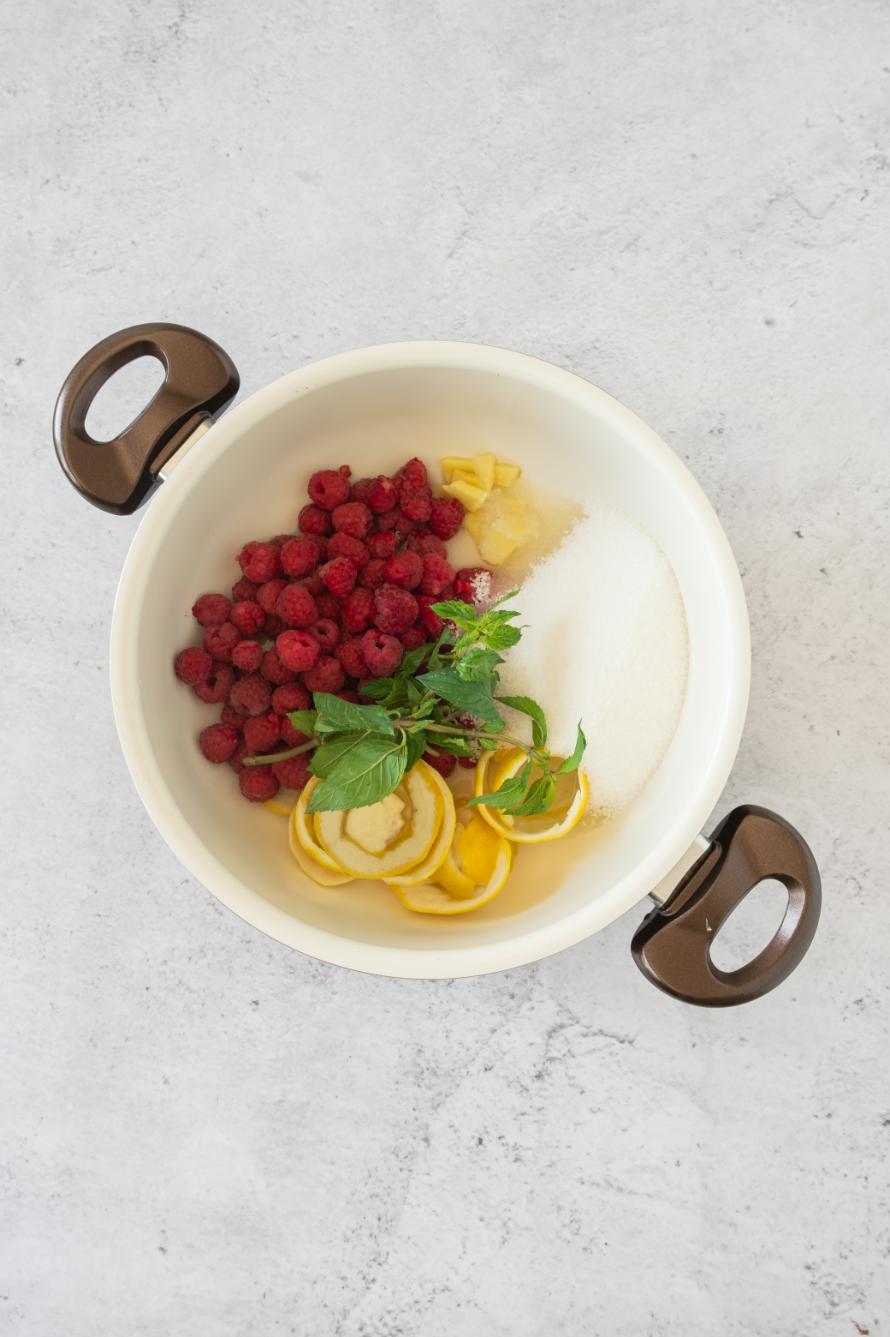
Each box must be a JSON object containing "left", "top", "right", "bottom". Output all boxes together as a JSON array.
[
  {"left": 454, "top": 566, "right": 493, "bottom": 605},
  {"left": 192, "top": 592, "right": 232, "bottom": 626},
  {"left": 230, "top": 600, "right": 266, "bottom": 636},
  {"left": 362, "top": 630, "right": 403, "bottom": 676},
  {"left": 423, "top": 747, "right": 456, "bottom": 778},
  {"left": 331, "top": 501, "right": 372, "bottom": 539},
  {"left": 220, "top": 702, "right": 248, "bottom": 727},
  {"left": 194, "top": 663, "right": 235, "bottom": 704},
  {"left": 400, "top": 625, "right": 427, "bottom": 651},
  {"left": 374, "top": 584, "right": 419, "bottom": 634},
  {"left": 328, "top": 532, "right": 370, "bottom": 567},
  {"left": 237, "top": 541, "right": 281, "bottom": 583},
  {"left": 269, "top": 533, "right": 293, "bottom": 548},
  {"left": 232, "top": 639, "right": 264, "bottom": 672},
  {"left": 350, "top": 477, "right": 376, "bottom": 504},
  {"left": 428, "top": 496, "right": 465, "bottom": 540},
  {"left": 458, "top": 755, "right": 478, "bottom": 769},
  {"left": 417, "top": 594, "right": 444, "bottom": 639},
  {"left": 231, "top": 576, "right": 259, "bottom": 603},
  {"left": 202, "top": 621, "right": 240, "bottom": 662},
  {"left": 368, "top": 529, "right": 397, "bottom": 559},
  {"left": 319, "top": 556, "right": 358, "bottom": 598},
  {"left": 276, "top": 629, "right": 321, "bottom": 672},
  {"left": 280, "top": 535, "right": 321, "bottom": 577},
  {"left": 383, "top": 550, "right": 423, "bottom": 590},
  {"left": 256, "top": 579, "right": 287, "bottom": 613},
  {"left": 373, "top": 509, "right": 400, "bottom": 532},
  {"left": 368, "top": 475, "right": 399, "bottom": 512},
  {"left": 174, "top": 646, "right": 212, "bottom": 685},
  {"left": 341, "top": 587, "right": 375, "bottom": 633},
  {"left": 276, "top": 583, "right": 318, "bottom": 628},
  {"left": 272, "top": 754, "right": 311, "bottom": 790},
  {"left": 302, "top": 571, "right": 325, "bottom": 595},
  {"left": 312, "top": 618, "right": 340, "bottom": 653},
  {"left": 359, "top": 558, "right": 387, "bottom": 591},
  {"left": 337, "top": 635, "right": 367, "bottom": 679},
  {"left": 313, "top": 591, "right": 339, "bottom": 621},
  {"left": 308, "top": 469, "right": 351, "bottom": 510},
  {"left": 261, "top": 647, "right": 296, "bottom": 685},
  {"left": 271, "top": 682, "right": 311, "bottom": 715},
  {"left": 420, "top": 554, "right": 454, "bottom": 596},
  {"left": 303, "top": 655, "right": 345, "bottom": 694},
  {"left": 229, "top": 673, "right": 271, "bottom": 717},
  {"left": 239, "top": 766, "right": 279, "bottom": 802},
  {"left": 263, "top": 614, "right": 286, "bottom": 640},
  {"left": 199, "top": 722, "right": 241, "bottom": 764},
  {"left": 298, "top": 504, "right": 331, "bottom": 536},
  {"left": 228, "top": 740, "right": 249, "bottom": 773},
  {"left": 397, "top": 457, "right": 428, "bottom": 488},
  {"left": 399, "top": 486, "right": 432, "bottom": 523},
  {"left": 337, "top": 689, "right": 360, "bottom": 702},
  {"left": 281, "top": 716, "right": 310, "bottom": 747},
  {"left": 404, "top": 529, "right": 447, "bottom": 558},
  {"left": 243, "top": 711, "right": 281, "bottom": 754}
]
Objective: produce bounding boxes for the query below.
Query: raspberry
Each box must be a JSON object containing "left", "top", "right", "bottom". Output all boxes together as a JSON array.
[
  {"left": 399, "top": 486, "right": 432, "bottom": 523},
  {"left": 393, "top": 511, "right": 417, "bottom": 537},
  {"left": 319, "top": 556, "right": 358, "bottom": 597},
  {"left": 331, "top": 501, "right": 372, "bottom": 539},
  {"left": 314, "top": 591, "right": 340, "bottom": 621},
  {"left": 362, "top": 630, "right": 403, "bottom": 676},
  {"left": 374, "top": 584, "right": 419, "bottom": 634},
  {"left": 423, "top": 747, "right": 456, "bottom": 778},
  {"left": 373, "top": 509, "right": 400, "bottom": 532},
  {"left": 302, "top": 571, "right": 325, "bottom": 595},
  {"left": 174, "top": 646, "right": 212, "bottom": 685},
  {"left": 220, "top": 702, "right": 248, "bottom": 727},
  {"left": 337, "top": 636, "right": 367, "bottom": 679},
  {"left": 229, "top": 673, "right": 271, "bottom": 716},
  {"left": 280, "top": 535, "right": 321, "bottom": 577},
  {"left": 239, "top": 766, "right": 279, "bottom": 802},
  {"left": 454, "top": 566, "right": 492, "bottom": 605},
  {"left": 400, "top": 625, "right": 427, "bottom": 651},
  {"left": 243, "top": 711, "right": 281, "bottom": 754},
  {"left": 194, "top": 663, "right": 234, "bottom": 704},
  {"left": 272, "top": 754, "right": 311, "bottom": 790},
  {"left": 276, "top": 583, "right": 318, "bottom": 627},
  {"left": 350, "top": 477, "right": 376, "bottom": 504},
  {"left": 416, "top": 594, "right": 444, "bottom": 639},
  {"left": 420, "top": 554, "right": 454, "bottom": 597},
  {"left": 308, "top": 469, "right": 351, "bottom": 510},
  {"left": 263, "top": 614, "right": 285, "bottom": 640},
  {"left": 341, "top": 587, "right": 375, "bottom": 633},
  {"left": 397, "top": 457, "right": 428, "bottom": 488},
  {"left": 404, "top": 529, "right": 447, "bottom": 558},
  {"left": 303, "top": 655, "right": 345, "bottom": 694},
  {"left": 383, "top": 550, "right": 423, "bottom": 590},
  {"left": 192, "top": 592, "right": 232, "bottom": 626},
  {"left": 298, "top": 504, "right": 331, "bottom": 536},
  {"left": 359, "top": 558, "right": 387, "bottom": 591},
  {"left": 281, "top": 716, "right": 310, "bottom": 748},
  {"left": 229, "top": 600, "right": 266, "bottom": 636},
  {"left": 313, "top": 618, "right": 340, "bottom": 653},
  {"left": 228, "top": 740, "right": 249, "bottom": 773},
  {"left": 199, "top": 722, "right": 241, "bottom": 764},
  {"left": 337, "top": 689, "right": 360, "bottom": 702},
  {"left": 261, "top": 647, "right": 296, "bottom": 685},
  {"left": 202, "top": 621, "right": 240, "bottom": 662},
  {"left": 232, "top": 639, "right": 264, "bottom": 672},
  {"left": 328, "top": 532, "right": 370, "bottom": 567},
  {"left": 458, "top": 755, "right": 478, "bottom": 769},
  {"left": 256, "top": 579, "right": 287, "bottom": 614},
  {"left": 428, "top": 496, "right": 465, "bottom": 540},
  {"left": 231, "top": 576, "right": 259, "bottom": 603},
  {"left": 237, "top": 541, "right": 281, "bottom": 583},
  {"left": 367, "top": 529, "right": 397, "bottom": 559},
  {"left": 271, "top": 682, "right": 311, "bottom": 715},
  {"left": 276, "top": 629, "right": 321, "bottom": 672},
  {"left": 368, "top": 475, "right": 399, "bottom": 512}
]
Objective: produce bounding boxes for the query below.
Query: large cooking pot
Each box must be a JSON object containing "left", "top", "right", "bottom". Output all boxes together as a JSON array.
[{"left": 54, "top": 323, "right": 820, "bottom": 1002}]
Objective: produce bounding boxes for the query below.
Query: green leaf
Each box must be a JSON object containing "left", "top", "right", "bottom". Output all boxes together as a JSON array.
[
  {"left": 313, "top": 692, "right": 394, "bottom": 736},
  {"left": 307, "top": 735, "right": 407, "bottom": 812},
  {"left": 468, "top": 761, "right": 532, "bottom": 810},
  {"left": 403, "top": 728, "right": 427, "bottom": 770},
  {"left": 399, "top": 642, "right": 434, "bottom": 677},
  {"left": 416, "top": 669, "right": 505, "bottom": 730},
  {"left": 430, "top": 733, "right": 476, "bottom": 756},
  {"left": 310, "top": 730, "right": 373, "bottom": 778},
  {"left": 498, "top": 694, "right": 548, "bottom": 748},
  {"left": 483, "top": 621, "right": 522, "bottom": 650},
  {"left": 429, "top": 599, "right": 479, "bottom": 629},
  {"left": 287, "top": 709, "right": 318, "bottom": 737},
  {"left": 558, "top": 723, "right": 587, "bottom": 773},
  {"left": 428, "top": 627, "right": 455, "bottom": 668},
  {"left": 358, "top": 677, "right": 394, "bottom": 701},
  {"left": 456, "top": 647, "right": 503, "bottom": 682},
  {"left": 506, "top": 773, "right": 556, "bottom": 817}
]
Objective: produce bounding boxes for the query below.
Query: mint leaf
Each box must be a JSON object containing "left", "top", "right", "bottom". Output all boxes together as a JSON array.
[
  {"left": 416, "top": 669, "right": 505, "bottom": 730},
  {"left": 311, "top": 730, "right": 374, "bottom": 778},
  {"left": 468, "top": 761, "right": 532, "bottom": 810},
  {"left": 456, "top": 647, "right": 503, "bottom": 682},
  {"left": 429, "top": 599, "right": 478, "bottom": 629},
  {"left": 287, "top": 709, "right": 318, "bottom": 737},
  {"left": 506, "top": 773, "right": 556, "bottom": 817},
  {"left": 399, "top": 642, "right": 435, "bottom": 677},
  {"left": 498, "top": 694, "right": 547, "bottom": 748},
  {"left": 313, "top": 691, "right": 394, "bottom": 736},
  {"left": 483, "top": 621, "right": 522, "bottom": 650},
  {"left": 558, "top": 724, "right": 587, "bottom": 773},
  {"left": 429, "top": 733, "right": 477, "bottom": 757},
  {"left": 358, "top": 677, "right": 394, "bottom": 701},
  {"left": 404, "top": 728, "right": 427, "bottom": 770},
  {"left": 307, "top": 735, "right": 407, "bottom": 812}
]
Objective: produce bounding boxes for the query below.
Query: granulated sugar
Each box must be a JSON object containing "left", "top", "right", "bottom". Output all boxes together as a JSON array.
[{"left": 497, "top": 508, "right": 688, "bottom": 815}]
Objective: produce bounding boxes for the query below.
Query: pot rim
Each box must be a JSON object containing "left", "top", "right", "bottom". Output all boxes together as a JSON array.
[{"left": 110, "top": 339, "right": 751, "bottom": 979}]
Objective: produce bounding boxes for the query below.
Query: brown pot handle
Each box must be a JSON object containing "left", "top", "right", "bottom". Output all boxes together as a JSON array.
[
  {"left": 53, "top": 323, "right": 239, "bottom": 514},
  {"left": 631, "top": 805, "right": 821, "bottom": 1006}
]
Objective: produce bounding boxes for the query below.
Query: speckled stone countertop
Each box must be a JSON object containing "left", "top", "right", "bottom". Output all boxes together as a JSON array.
[{"left": 2, "top": 2, "right": 888, "bottom": 1333}]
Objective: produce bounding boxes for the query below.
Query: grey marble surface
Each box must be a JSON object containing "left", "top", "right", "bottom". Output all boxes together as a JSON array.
[{"left": 2, "top": 1, "right": 889, "bottom": 1333}]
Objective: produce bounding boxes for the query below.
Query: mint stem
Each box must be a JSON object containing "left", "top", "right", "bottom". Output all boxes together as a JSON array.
[{"left": 242, "top": 737, "right": 319, "bottom": 767}]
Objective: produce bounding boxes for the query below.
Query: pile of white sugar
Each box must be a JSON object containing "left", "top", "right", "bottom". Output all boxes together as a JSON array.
[{"left": 497, "top": 508, "right": 689, "bottom": 815}]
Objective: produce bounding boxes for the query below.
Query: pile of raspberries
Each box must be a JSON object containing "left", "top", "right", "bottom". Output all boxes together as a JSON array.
[{"left": 172, "top": 457, "right": 492, "bottom": 803}]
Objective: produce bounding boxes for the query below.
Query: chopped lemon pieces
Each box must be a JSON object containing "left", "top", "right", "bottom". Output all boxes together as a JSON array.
[{"left": 438, "top": 452, "right": 534, "bottom": 565}]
